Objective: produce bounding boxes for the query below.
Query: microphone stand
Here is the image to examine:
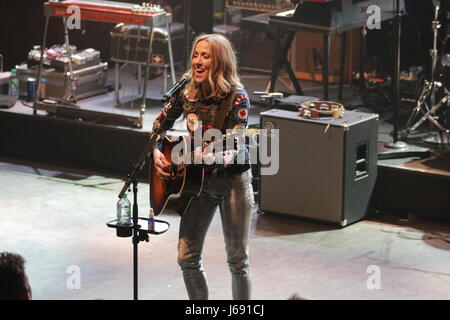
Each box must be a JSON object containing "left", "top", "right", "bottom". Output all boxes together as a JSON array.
[
  {"left": 107, "top": 131, "right": 170, "bottom": 300},
  {"left": 118, "top": 132, "right": 159, "bottom": 199},
  {"left": 184, "top": 0, "right": 192, "bottom": 70}
]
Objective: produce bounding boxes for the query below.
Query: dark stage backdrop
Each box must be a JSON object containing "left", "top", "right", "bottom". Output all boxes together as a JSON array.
[{"left": 0, "top": 1, "right": 444, "bottom": 74}]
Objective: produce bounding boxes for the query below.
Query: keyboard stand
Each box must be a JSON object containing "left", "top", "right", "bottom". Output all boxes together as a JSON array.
[
  {"left": 268, "top": 0, "right": 405, "bottom": 102},
  {"left": 268, "top": 29, "right": 304, "bottom": 96},
  {"left": 242, "top": 11, "right": 348, "bottom": 101},
  {"left": 268, "top": 23, "right": 348, "bottom": 101},
  {"left": 240, "top": 13, "right": 305, "bottom": 97}
]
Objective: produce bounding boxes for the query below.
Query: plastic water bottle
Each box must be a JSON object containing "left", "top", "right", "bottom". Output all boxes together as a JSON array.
[
  {"left": 117, "top": 194, "right": 131, "bottom": 226},
  {"left": 148, "top": 208, "right": 155, "bottom": 231},
  {"left": 8, "top": 69, "right": 19, "bottom": 98}
]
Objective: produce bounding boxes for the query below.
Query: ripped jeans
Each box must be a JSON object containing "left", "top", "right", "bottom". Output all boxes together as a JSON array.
[{"left": 177, "top": 169, "right": 254, "bottom": 300}]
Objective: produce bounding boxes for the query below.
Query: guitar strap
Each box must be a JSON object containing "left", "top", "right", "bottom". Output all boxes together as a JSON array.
[{"left": 213, "top": 90, "right": 236, "bottom": 131}]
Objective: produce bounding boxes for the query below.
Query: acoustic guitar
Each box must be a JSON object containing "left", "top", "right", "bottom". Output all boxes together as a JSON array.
[{"left": 150, "top": 132, "right": 245, "bottom": 216}]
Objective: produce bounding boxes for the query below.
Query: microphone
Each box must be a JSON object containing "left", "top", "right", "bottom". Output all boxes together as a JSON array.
[{"left": 161, "top": 74, "right": 192, "bottom": 103}]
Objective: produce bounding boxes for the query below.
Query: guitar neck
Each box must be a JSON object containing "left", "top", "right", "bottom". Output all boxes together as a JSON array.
[{"left": 176, "top": 132, "right": 242, "bottom": 170}]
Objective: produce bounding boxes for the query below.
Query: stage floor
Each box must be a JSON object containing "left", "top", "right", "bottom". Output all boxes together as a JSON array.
[
  {"left": 1, "top": 69, "right": 449, "bottom": 300},
  {"left": 0, "top": 157, "right": 449, "bottom": 300}
]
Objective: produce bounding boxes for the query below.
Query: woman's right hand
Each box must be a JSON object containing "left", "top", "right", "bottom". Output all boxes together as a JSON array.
[{"left": 153, "top": 148, "right": 171, "bottom": 179}]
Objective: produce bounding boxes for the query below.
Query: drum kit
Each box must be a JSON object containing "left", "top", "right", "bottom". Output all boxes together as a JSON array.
[{"left": 402, "top": 0, "right": 449, "bottom": 145}]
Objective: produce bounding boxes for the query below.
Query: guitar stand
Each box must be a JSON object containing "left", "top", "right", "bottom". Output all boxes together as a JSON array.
[{"left": 107, "top": 167, "right": 170, "bottom": 300}]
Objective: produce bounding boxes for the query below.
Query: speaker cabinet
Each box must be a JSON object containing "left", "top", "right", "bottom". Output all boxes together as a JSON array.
[{"left": 259, "top": 109, "right": 378, "bottom": 226}]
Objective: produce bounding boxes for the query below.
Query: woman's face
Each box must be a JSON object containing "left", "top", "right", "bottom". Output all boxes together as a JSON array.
[{"left": 192, "top": 40, "right": 212, "bottom": 85}]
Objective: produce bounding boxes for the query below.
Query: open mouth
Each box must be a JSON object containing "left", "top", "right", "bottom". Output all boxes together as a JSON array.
[{"left": 195, "top": 68, "right": 207, "bottom": 76}]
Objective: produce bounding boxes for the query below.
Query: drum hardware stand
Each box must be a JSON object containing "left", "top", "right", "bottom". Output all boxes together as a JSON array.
[
  {"left": 430, "top": 0, "right": 442, "bottom": 108},
  {"left": 401, "top": 0, "right": 449, "bottom": 143},
  {"left": 107, "top": 131, "right": 170, "bottom": 300},
  {"left": 385, "top": 0, "right": 407, "bottom": 149},
  {"left": 403, "top": 83, "right": 449, "bottom": 137}
]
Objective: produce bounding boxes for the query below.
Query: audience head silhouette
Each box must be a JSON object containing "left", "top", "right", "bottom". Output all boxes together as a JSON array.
[{"left": 0, "top": 252, "right": 32, "bottom": 300}]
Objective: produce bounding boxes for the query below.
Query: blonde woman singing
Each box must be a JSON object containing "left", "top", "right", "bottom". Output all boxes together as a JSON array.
[{"left": 151, "top": 34, "right": 254, "bottom": 300}]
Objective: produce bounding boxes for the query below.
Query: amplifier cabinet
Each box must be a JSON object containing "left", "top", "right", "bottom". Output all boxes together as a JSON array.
[
  {"left": 259, "top": 109, "right": 378, "bottom": 226},
  {"left": 110, "top": 22, "right": 185, "bottom": 66}
]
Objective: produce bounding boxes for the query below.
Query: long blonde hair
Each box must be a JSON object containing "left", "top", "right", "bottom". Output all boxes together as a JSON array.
[{"left": 185, "top": 34, "right": 243, "bottom": 100}]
